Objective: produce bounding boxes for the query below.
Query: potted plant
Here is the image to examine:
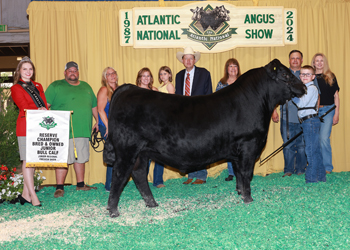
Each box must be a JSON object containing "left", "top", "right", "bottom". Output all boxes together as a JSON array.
[{"left": 0, "top": 165, "right": 46, "bottom": 203}]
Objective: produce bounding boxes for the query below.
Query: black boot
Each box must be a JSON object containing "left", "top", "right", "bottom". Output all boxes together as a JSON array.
[{"left": 225, "top": 175, "right": 234, "bottom": 181}]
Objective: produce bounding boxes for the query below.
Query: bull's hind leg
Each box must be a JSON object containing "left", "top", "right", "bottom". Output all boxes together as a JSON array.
[
  {"left": 238, "top": 156, "right": 255, "bottom": 204},
  {"left": 108, "top": 156, "right": 135, "bottom": 218},
  {"left": 235, "top": 171, "right": 243, "bottom": 196},
  {"left": 131, "top": 155, "right": 158, "bottom": 208},
  {"left": 231, "top": 160, "right": 242, "bottom": 195}
]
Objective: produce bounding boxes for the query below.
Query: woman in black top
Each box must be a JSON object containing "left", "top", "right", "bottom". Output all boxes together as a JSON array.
[{"left": 311, "top": 53, "right": 340, "bottom": 174}]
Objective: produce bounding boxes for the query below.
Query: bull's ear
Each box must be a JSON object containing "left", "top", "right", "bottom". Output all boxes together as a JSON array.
[{"left": 264, "top": 59, "right": 281, "bottom": 80}]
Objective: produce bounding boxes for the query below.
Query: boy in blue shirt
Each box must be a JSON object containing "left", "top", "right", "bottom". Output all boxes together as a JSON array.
[{"left": 293, "top": 65, "right": 326, "bottom": 183}]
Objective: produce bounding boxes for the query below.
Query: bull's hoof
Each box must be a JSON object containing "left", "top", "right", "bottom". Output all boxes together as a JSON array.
[
  {"left": 109, "top": 210, "right": 120, "bottom": 218},
  {"left": 146, "top": 201, "right": 159, "bottom": 208},
  {"left": 237, "top": 189, "right": 242, "bottom": 195},
  {"left": 243, "top": 196, "right": 253, "bottom": 204}
]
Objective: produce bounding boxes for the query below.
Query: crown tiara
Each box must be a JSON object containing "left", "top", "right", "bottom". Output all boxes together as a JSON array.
[{"left": 20, "top": 56, "right": 32, "bottom": 63}]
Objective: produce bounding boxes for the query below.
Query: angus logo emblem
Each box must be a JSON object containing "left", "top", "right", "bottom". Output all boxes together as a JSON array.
[
  {"left": 39, "top": 116, "right": 57, "bottom": 130},
  {"left": 181, "top": 4, "right": 237, "bottom": 50}
]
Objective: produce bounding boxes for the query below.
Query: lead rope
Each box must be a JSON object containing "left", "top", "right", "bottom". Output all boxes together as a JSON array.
[
  {"left": 260, "top": 105, "right": 337, "bottom": 165},
  {"left": 90, "top": 129, "right": 105, "bottom": 153}
]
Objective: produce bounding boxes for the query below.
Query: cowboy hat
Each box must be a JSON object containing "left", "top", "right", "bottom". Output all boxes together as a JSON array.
[{"left": 176, "top": 47, "right": 201, "bottom": 63}]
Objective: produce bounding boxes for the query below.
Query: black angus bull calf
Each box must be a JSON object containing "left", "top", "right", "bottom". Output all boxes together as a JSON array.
[{"left": 104, "top": 59, "right": 306, "bottom": 217}]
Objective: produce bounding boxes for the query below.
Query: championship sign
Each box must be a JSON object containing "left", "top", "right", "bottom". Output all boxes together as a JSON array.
[
  {"left": 120, "top": 2, "right": 297, "bottom": 53},
  {"left": 26, "top": 110, "right": 70, "bottom": 168}
]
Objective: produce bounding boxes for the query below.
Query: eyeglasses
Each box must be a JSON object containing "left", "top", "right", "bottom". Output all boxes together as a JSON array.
[
  {"left": 106, "top": 72, "right": 116, "bottom": 77},
  {"left": 300, "top": 73, "right": 314, "bottom": 77}
]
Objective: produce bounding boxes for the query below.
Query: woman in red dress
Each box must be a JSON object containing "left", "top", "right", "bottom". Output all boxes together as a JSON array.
[{"left": 11, "top": 57, "right": 48, "bottom": 206}]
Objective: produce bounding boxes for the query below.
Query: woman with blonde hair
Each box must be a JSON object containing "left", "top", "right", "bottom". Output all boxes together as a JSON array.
[
  {"left": 11, "top": 57, "right": 48, "bottom": 206},
  {"left": 97, "top": 67, "right": 118, "bottom": 191},
  {"left": 215, "top": 58, "right": 241, "bottom": 181},
  {"left": 311, "top": 53, "right": 340, "bottom": 174}
]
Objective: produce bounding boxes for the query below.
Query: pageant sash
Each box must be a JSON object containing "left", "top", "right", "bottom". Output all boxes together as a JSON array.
[
  {"left": 26, "top": 110, "right": 70, "bottom": 168},
  {"left": 19, "top": 80, "right": 46, "bottom": 108}
]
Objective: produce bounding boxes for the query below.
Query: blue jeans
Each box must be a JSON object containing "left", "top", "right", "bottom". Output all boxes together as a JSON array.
[
  {"left": 280, "top": 120, "right": 307, "bottom": 174},
  {"left": 188, "top": 169, "right": 207, "bottom": 181},
  {"left": 227, "top": 162, "right": 235, "bottom": 176},
  {"left": 148, "top": 160, "right": 164, "bottom": 186},
  {"left": 301, "top": 118, "right": 326, "bottom": 183},
  {"left": 318, "top": 106, "right": 335, "bottom": 172},
  {"left": 99, "top": 125, "right": 113, "bottom": 191}
]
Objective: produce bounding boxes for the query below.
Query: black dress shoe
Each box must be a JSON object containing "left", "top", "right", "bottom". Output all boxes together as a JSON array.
[
  {"left": 18, "top": 195, "right": 30, "bottom": 205},
  {"left": 225, "top": 175, "right": 234, "bottom": 181}
]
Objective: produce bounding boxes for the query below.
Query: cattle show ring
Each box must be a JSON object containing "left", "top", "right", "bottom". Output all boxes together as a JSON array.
[{"left": 1, "top": 0, "right": 350, "bottom": 249}]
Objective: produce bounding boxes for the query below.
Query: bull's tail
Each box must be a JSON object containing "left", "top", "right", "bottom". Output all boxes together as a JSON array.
[{"left": 103, "top": 137, "right": 115, "bottom": 166}]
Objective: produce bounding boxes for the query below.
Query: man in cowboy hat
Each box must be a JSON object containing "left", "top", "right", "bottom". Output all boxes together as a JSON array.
[{"left": 175, "top": 47, "right": 212, "bottom": 185}]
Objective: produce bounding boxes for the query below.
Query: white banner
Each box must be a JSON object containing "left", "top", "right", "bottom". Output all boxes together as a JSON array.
[
  {"left": 120, "top": 2, "right": 297, "bottom": 53},
  {"left": 26, "top": 110, "right": 70, "bottom": 168}
]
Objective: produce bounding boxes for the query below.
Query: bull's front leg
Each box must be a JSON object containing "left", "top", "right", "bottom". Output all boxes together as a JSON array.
[
  {"left": 241, "top": 175, "right": 254, "bottom": 204},
  {"left": 131, "top": 155, "right": 158, "bottom": 208},
  {"left": 108, "top": 156, "right": 135, "bottom": 218}
]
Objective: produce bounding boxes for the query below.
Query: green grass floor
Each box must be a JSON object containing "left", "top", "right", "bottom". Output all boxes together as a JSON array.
[{"left": 1, "top": 171, "right": 350, "bottom": 249}]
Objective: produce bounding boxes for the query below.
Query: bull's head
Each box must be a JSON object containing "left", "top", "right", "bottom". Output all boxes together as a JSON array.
[
  {"left": 265, "top": 59, "right": 306, "bottom": 103},
  {"left": 215, "top": 5, "right": 230, "bottom": 21},
  {"left": 190, "top": 6, "right": 203, "bottom": 21},
  {"left": 43, "top": 117, "right": 54, "bottom": 125}
]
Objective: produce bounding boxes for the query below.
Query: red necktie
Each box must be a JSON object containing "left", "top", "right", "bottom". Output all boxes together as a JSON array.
[{"left": 185, "top": 73, "right": 190, "bottom": 96}]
